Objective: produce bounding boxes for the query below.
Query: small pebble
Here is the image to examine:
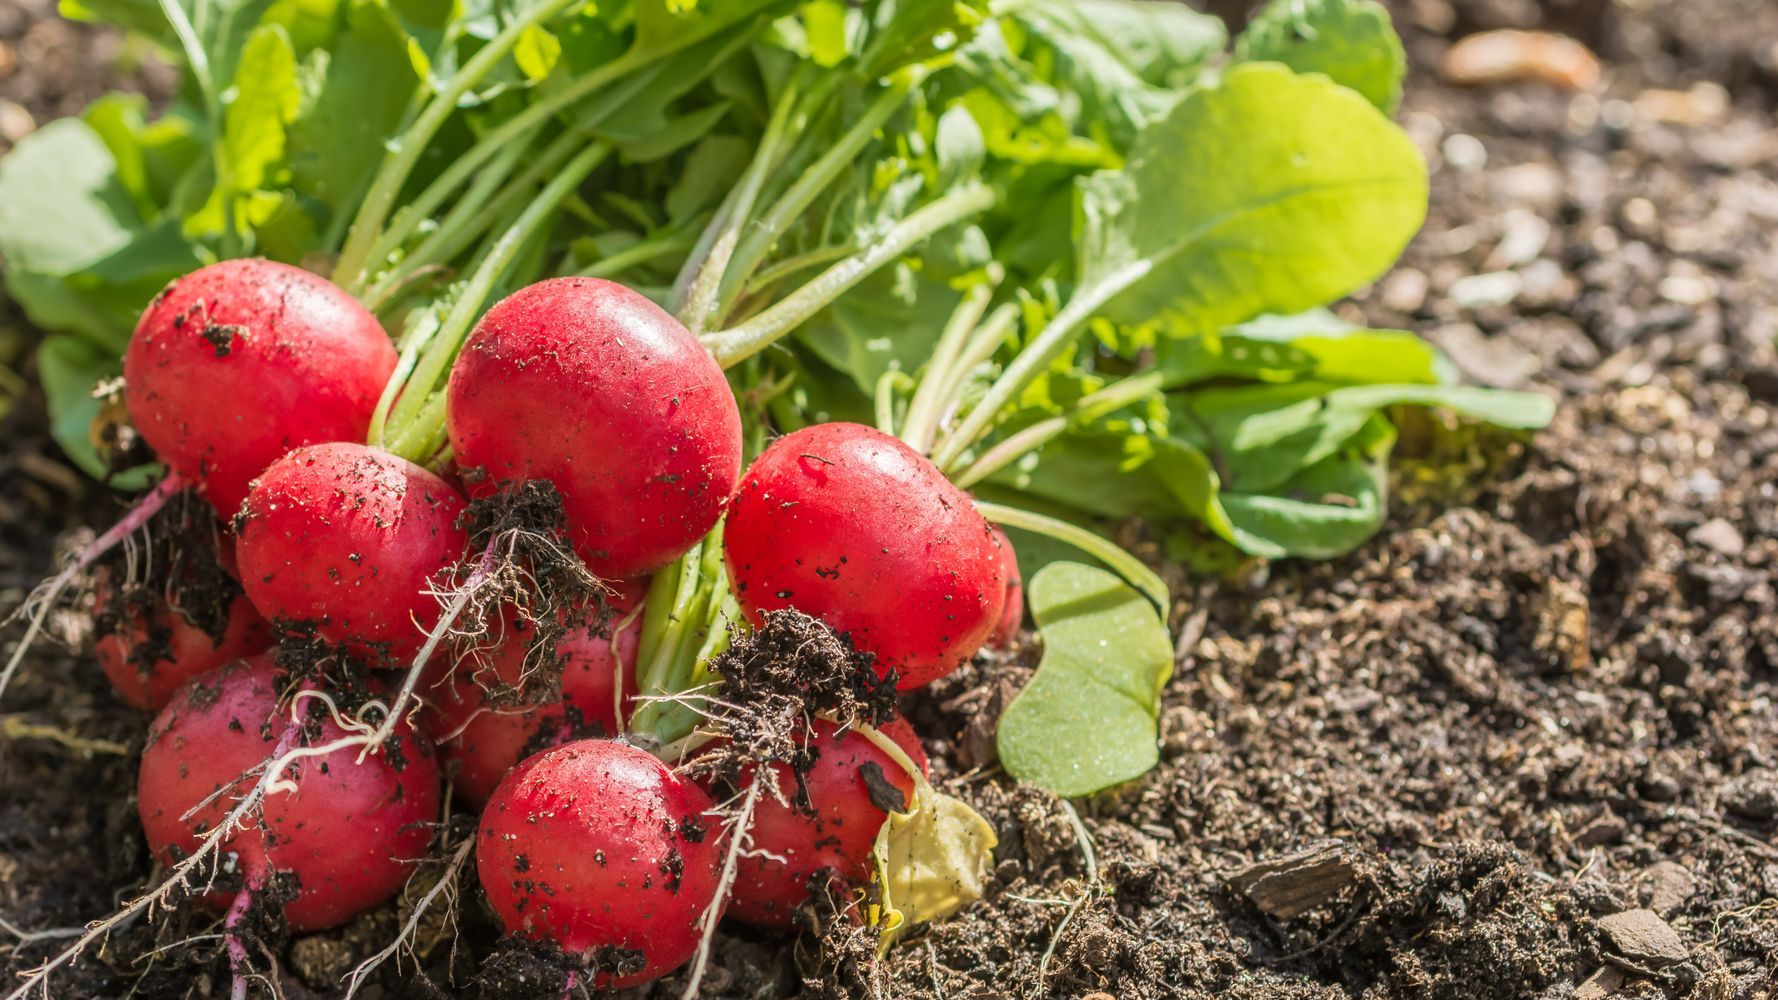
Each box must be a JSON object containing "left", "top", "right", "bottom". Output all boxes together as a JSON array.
[
  {"left": 1442, "top": 133, "right": 1488, "bottom": 172},
  {"left": 1449, "top": 271, "right": 1523, "bottom": 310},
  {"left": 1721, "top": 770, "right": 1778, "bottom": 821},
  {"left": 1380, "top": 269, "right": 1429, "bottom": 313},
  {"left": 1688, "top": 518, "right": 1744, "bottom": 557},
  {"left": 1633, "top": 861, "right": 1696, "bottom": 917},
  {"left": 1598, "top": 909, "right": 1688, "bottom": 968}
]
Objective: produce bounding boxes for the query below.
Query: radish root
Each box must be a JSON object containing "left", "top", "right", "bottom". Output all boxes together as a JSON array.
[{"left": 0, "top": 473, "right": 185, "bottom": 706}]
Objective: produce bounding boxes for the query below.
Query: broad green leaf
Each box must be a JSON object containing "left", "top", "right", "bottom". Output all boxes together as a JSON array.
[
  {"left": 1235, "top": 0, "right": 1407, "bottom": 114},
  {"left": 1219, "top": 414, "right": 1393, "bottom": 558},
  {"left": 1078, "top": 63, "right": 1428, "bottom": 337},
  {"left": 998, "top": 561, "right": 1173, "bottom": 796},
  {"left": 0, "top": 119, "right": 142, "bottom": 278},
  {"left": 802, "top": 0, "right": 849, "bottom": 67},
  {"left": 1009, "top": 0, "right": 1226, "bottom": 146},
  {"left": 288, "top": 0, "right": 418, "bottom": 219},
  {"left": 616, "top": 102, "right": 732, "bottom": 163},
  {"left": 0, "top": 120, "right": 198, "bottom": 348}
]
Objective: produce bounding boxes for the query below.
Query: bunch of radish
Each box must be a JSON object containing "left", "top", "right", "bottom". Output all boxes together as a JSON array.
[{"left": 3, "top": 256, "right": 1021, "bottom": 994}]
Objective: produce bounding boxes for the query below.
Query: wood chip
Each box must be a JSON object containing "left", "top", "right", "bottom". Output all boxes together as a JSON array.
[{"left": 1226, "top": 844, "right": 1361, "bottom": 919}]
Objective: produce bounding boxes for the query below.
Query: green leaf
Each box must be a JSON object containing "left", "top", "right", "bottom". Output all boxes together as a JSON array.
[
  {"left": 802, "top": 0, "right": 849, "bottom": 67},
  {"left": 1077, "top": 62, "right": 1428, "bottom": 337},
  {"left": 189, "top": 22, "right": 302, "bottom": 237},
  {"left": 998, "top": 561, "right": 1173, "bottom": 796},
  {"left": 1008, "top": 0, "right": 1226, "bottom": 145},
  {"left": 1219, "top": 413, "right": 1393, "bottom": 558},
  {"left": 1235, "top": 0, "right": 1407, "bottom": 114},
  {"left": 288, "top": 0, "right": 418, "bottom": 220},
  {"left": 0, "top": 119, "right": 200, "bottom": 349},
  {"left": 513, "top": 23, "right": 562, "bottom": 81}
]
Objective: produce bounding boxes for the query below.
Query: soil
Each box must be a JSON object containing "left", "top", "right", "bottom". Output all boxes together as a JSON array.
[{"left": 3, "top": 0, "right": 1778, "bottom": 998}]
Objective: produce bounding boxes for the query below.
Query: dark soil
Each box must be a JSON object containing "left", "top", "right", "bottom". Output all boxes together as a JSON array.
[{"left": 4, "top": 1, "right": 1777, "bottom": 998}]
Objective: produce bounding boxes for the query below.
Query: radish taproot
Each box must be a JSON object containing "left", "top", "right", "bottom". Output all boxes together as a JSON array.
[
  {"left": 137, "top": 655, "right": 440, "bottom": 931},
  {"left": 726, "top": 718, "right": 926, "bottom": 928},
  {"left": 123, "top": 259, "right": 397, "bottom": 516},
  {"left": 423, "top": 581, "right": 645, "bottom": 806},
  {"left": 235, "top": 442, "right": 468, "bottom": 662},
  {"left": 477, "top": 739, "right": 726, "bottom": 988},
  {"left": 445, "top": 278, "right": 742, "bottom": 579},
  {"left": 724, "top": 423, "right": 1006, "bottom": 689}
]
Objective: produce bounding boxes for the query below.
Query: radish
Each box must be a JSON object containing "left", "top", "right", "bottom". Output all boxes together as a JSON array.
[
  {"left": 235, "top": 442, "right": 468, "bottom": 662},
  {"left": 988, "top": 526, "right": 1022, "bottom": 649},
  {"left": 123, "top": 259, "right": 397, "bottom": 516},
  {"left": 92, "top": 539, "right": 272, "bottom": 712},
  {"left": 137, "top": 655, "right": 440, "bottom": 931},
  {"left": 423, "top": 581, "right": 646, "bottom": 806},
  {"left": 445, "top": 278, "right": 743, "bottom": 579},
  {"left": 726, "top": 718, "right": 926, "bottom": 928},
  {"left": 724, "top": 423, "right": 1006, "bottom": 689},
  {"left": 477, "top": 739, "right": 726, "bottom": 988}
]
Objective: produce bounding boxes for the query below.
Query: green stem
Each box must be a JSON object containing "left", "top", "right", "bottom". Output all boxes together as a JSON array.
[
  {"left": 900, "top": 281, "right": 995, "bottom": 454},
  {"left": 714, "top": 72, "right": 918, "bottom": 317},
  {"left": 874, "top": 371, "right": 914, "bottom": 436},
  {"left": 948, "top": 371, "right": 1164, "bottom": 487},
  {"left": 157, "top": 0, "right": 232, "bottom": 255},
  {"left": 578, "top": 232, "right": 696, "bottom": 279},
  {"left": 939, "top": 303, "right": 1020, "bottom": 405},
  {"left": 929, "top": 264, "right": 1150, "bottom": 471},
  {"left": 334, "top": 0, "right": 582, "bottom": 290},
  {"left": 368, "top": 309, "right": 442, "bottom": 448},
  {"left": 973, "top": 500, "right": 1168, "bottom": 610},
  {"left": 360, "top": 136, "right": 537, "bottom": 309},
  {"left": 381, "top": 143, "right": 610, "bottom": 457},
  {"left": 740, "top": 243, "right": 856, "bottom": 299},
  {"left": 701, "top": 182, "right": 996, "bottom": 367},
  {"left": 672, "top": 71, "right": 807, "bottom": 330}
]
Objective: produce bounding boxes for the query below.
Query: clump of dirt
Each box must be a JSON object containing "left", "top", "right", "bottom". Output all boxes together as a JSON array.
[{"left": 683, "top": 609, "right": 896, "bottom": 793}]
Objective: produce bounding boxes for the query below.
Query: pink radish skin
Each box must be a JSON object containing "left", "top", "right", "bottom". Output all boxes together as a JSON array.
[
  {"left": 988, "top": 526, "right": 1022, "bottom": 649},
  {"left": 94, "top": 564, "right": 272, "bottom": 712},
  {"left": 478, "top": 739, "right": 726, "bottom": 988},
  {"left": 423, "top": 581, "right": 646, "bottom": 806},
  {"left": 123, "top": 259, "right": 397, "bottom": 516},
  {"left": 137, "top": 655, "right": 440, "bottom": 931},
  {"left": 235, "top": 443, "right": 468, "bottom": 662},
  {"left": 727, "top": 718, "right": 926, "bottom": 928},
  {"left": 446, "top": 278, "right": 743, "bottom": 579},
  {"left": 724, "top": 423, "right": 1007, "bottom": 689}
]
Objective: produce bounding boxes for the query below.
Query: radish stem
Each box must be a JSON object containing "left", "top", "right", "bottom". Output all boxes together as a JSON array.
[{"left": 972, "top": 500, "right": 1168, "bottom": 609}]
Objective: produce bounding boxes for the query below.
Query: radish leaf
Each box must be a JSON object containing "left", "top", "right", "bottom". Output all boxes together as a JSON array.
[
  {"left": 998, "top": 561, "right": 1173, "bottom": 797},
  {"left": 1236, "top": 0, "right": 1407, "bottom": 114}
]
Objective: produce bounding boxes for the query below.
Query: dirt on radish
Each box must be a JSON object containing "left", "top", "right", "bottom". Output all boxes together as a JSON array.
[{"left": 3, "top": 0, "right": 1778, "bottom": 998}]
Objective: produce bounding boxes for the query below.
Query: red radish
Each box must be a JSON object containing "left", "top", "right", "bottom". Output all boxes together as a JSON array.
[
  {"left": 727, "top": 719, "right": 926, "bottom": 928},
  {"left": 423, "top": 581, "right": 646, "bottom": 806},
  {"left": 123, "top": 259, "right": 397, "bottom": 516},
  {"left": 235, "top": 442, "right": 468, "bottom": 662},
  {"left": 445, "top": 278, "right": 743, "bottom": 579},
  {"left": 93, "top": 560, "right": 272, "bottom": 712},
  {"left": 724, "top": 423, "right": 1007, "bottom": 689},
  {"left": 137, "top": 655, "right": 440, "bottom": 931},
  {"left": 478, "top": 739, "right": 726, "bottom": 988},
  {"left": 988, "top": 526, "right": 1023, "bottom": 649}
]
